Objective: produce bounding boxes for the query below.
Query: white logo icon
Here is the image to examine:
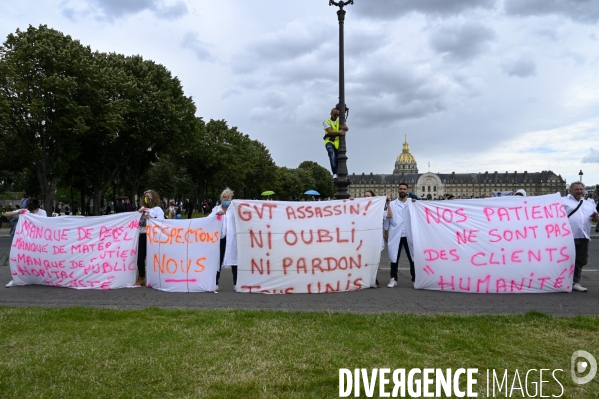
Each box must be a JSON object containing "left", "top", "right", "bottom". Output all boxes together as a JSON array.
[{"left": 571, "top": 350, "right": 597, "bottom": 385}]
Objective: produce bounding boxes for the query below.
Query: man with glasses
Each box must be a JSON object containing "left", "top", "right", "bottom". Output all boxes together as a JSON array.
[{"left": 323, "top": 107, "right": 349, "bottom": 179}]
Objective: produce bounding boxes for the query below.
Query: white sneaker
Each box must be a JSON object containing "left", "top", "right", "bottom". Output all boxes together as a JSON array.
[
  {"left": 5, "top": 280, "right": 15, "bottom": 288},
  {"left": 333, "top": 174, "right": 338, "bottom": 179},
  {"left": 572, "top": 283, "right": 587, "bottom": 292},
  {"left": 215, "top": 284, "right": 219, "bottom": 291},
  {"left": 387, "top": 278, "right": 397, "bottom": 288}
]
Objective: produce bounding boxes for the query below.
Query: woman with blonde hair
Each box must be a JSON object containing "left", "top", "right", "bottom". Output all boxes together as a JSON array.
[
  {"left": 136, "top": 189, "right": 164, "bottom": 286},
  {"left": 210, "top": 187, "right": 238, "bottom": 290}
]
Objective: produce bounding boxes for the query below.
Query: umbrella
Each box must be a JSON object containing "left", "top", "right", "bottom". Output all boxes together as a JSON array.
[
  {"left": 261, "top": 190, "right": 275, "bottom": 196},
  {"left": 304, "top": 190, "right": 320, "bottom": 196}
]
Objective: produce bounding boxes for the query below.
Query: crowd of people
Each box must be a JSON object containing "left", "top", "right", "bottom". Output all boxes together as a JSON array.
[{"left": 3, "top": 182, "right": 599, "bottom": 292}]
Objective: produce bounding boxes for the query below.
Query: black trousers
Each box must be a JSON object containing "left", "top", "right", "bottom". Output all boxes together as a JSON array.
[
  {"left": 216, "top": 237, "right": 237, "bottom": 285},
  {"left": 137, "top": 234, "right": 147, "bottom": 278},
  {"left": 390, "top": 236, "right": 415, "bottom": 282},
  {"left": 574, "top": 238, "right": 589, "bottom": 284}
]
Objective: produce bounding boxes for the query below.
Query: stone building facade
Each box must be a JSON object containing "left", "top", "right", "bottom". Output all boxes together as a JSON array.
[{"left": 349, "top": 137, "right": 567, "bottom": 199}]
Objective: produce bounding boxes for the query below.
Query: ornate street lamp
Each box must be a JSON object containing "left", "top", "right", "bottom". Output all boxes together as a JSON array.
[{"left": 329, "top": 0, "right": 353, "bottom": 199}]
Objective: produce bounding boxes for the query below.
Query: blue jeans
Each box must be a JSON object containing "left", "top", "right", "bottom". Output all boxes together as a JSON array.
[
  {"left": 325, "top": 142, "right": 338, "bottom": 175},
  {"left": 9, "top": 217, "right": 18, "bottom": 236}
]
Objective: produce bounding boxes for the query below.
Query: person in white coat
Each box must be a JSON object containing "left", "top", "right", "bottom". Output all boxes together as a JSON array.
[
  {"left": 3, "top": 198, "right": 47, "bottom": 288},
  {"left": 364, "top": 189, "right": 385, "bottom": 288},
  {"left": 384, "top": 182, "right": 415, "bottom": 287},
  {"left": 136, "top": 189, "right": 165, "bottom": 286},
  {"left": 210, "top": 188, "right": 238, "bottom": 289},
  {"left": 561, "top": 182, "right": 599, "bottom": 292}
]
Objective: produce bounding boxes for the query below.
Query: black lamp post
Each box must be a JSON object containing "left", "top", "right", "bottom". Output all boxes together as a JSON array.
[{"left": 329, "top": 0, "right": 353, "bottom": 199}]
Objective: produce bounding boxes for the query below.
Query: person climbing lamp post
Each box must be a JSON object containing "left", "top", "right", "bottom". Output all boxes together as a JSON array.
[{"left": 329, "top": 0, "right": 353, "bottom": 199}]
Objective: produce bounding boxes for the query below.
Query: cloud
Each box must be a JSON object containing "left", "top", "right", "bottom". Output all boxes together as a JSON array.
[
  {"left": 94, "top": 0, "right": 157, "bottom": 17},
  {"left": 154, "top": 1, "right": 187, "bottom": 19},
  {"left": 61, "top": 6, "right": 78, "bottom": 21},
  {"left": 249, "top": 91, "right": 289, "bottom": 121},
  {"left": 535, "top": 28, "right": 558, "bottom": 41},
  {"left": 181, "top": 31, "right": 214, "bottom": 62},
  {"left": 231, "top": 21, "right": 330, "bottom": 75},
  {"left": 261, "top": 90, "right": 287, "bottom": 110},
  {"left": 345, "top": 30, "right": 387, "bottom": 59},
  {"left": 221, "top": 88, "right": 241, "bottom": 100},
  {"left": 342, "top": 60, "right": 474, "bottom": 129},
  {"left": 526, "top": 147, "right": 556, "bottom": 154},
  {"left": 227, "top": 16, "right": 482, "bottom": 134},
  {"left": 352, "top": 0, "right": 496, "bottom": 20},
  {"left": 429, "top": 22, "right": 496, "bottom": 62},
  {"left": 504, "top": 0, "right": 599, "bottom": 24},
  {"left": 560, "top": 50, "right": 586, "bottom": 65},
  {"left": 230, "top": 19, "right": 389, "bottom": 88},
  {"left": 582, "top": 148, "right": 599, "bottom": 163},
  {"left": 61, "top": 0, "right": 188, "bottom": 21},
  {"left": 501, "top": 55, "right": 537, "bottom": 77}
]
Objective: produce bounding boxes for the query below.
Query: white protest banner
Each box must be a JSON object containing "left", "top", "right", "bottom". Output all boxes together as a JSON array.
[
  {"left": 411, "top": 193, "right": 576, "bottom": 293},
  {"left": 10, "top": 212, "right": 141, "bottom": 289},
  {"left": 145, "top": 216, "right": 221, "bottom": 292},
  {"left": 233, "top": 197, "right": 386, "bottom": 294}
]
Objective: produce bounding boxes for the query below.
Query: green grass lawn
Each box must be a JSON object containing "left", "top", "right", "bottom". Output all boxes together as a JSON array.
[{"left": 1, "top": 308, "right": 598, "bottom": 398}]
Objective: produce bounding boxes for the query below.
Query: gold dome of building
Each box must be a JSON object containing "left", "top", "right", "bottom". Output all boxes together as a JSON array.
[{"left": 393, "top": 135, "right": 418, "bottom": 174}]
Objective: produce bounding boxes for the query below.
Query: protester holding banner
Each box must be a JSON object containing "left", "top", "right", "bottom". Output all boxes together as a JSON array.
[
  {"left": 365, "top": 189, "right": 384, "bottom": 288},
  {"left": 385, "top": 183, "right": 415, "bottom": 286},
  {"left": 137, "top": 190, "right": 165, "bottom": 286},
  {"left": 561, "top": 182, "right": 599, "bottom": 292},
  {"left": 3, "top": 198, "right": 47, "bottom": 219},
  {"left": 4, "top": 198, "right": 47, "bottom": 288},
  {"left": 210, "top": 188, "right": 238, "bottom": 289}
]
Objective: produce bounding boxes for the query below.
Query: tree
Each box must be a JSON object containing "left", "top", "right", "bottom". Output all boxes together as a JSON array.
[
  {"left": 0, "top": 25, "right": 94, "bottom": 212},
  {"left": 0, "top": 25, "right": 283, "bottom": 211},
  {"left": 60, "top": 52, "right": 197, "bottom": 214},
  {"left": 183, "top": 119, "right": 241, "bottom": 200},
  {"left": 236, "top": 137, "right": 277, "bottom": 199},
  {"left": 116, "top": 55, "right": 196, "bottom": 208},
  {"left": 298, "top": 161, "right": 335, "bottom": 198},
  {"left": 67, "top": 51, "right": 131, "bottom": 215},
  {"left": 274, "top": 167, "right": 306, "bottom": 201},
  {"left": 144, "top": 156, "right": 193, "bottom": 201}
]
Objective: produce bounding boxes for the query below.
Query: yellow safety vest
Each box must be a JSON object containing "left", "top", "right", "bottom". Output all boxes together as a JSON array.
[{"left": 323, "top": 118, "right": 340, "bottom": 149}]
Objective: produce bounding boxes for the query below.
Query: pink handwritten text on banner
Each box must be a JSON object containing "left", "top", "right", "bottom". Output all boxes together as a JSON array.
[
  {"left": 411, "top": 193, "right": 575, "bottom": 293},
  {"left": 10, "top": 213, "right": 141, "bottom": 289}
]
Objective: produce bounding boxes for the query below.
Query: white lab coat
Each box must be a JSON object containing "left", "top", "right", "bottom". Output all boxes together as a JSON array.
[
  {"left": 561, "top": 194, "right": 596, "bottom": 240},
  {"left": 385, "top": 198, "right": 414, "bottom": 263},
  {"left": 210, "top": 204, "right": 237, "bottom": 267},
  {"left": 380, "top": 206, "right": 388, "bottom": 251}
]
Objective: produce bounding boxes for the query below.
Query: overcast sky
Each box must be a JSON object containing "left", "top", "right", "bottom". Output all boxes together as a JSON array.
[{"left": 2, "top": 0, "right": 599, "bottom": 186}]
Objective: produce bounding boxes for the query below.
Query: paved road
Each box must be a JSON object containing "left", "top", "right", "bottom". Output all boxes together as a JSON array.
[{"left": 2, "top": 231, "right": 599, "bottom": 316}]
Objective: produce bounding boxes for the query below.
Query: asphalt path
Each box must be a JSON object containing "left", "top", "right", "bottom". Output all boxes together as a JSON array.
[{"left": 1, "top": 231, "right": 599, "bottom": 316}]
